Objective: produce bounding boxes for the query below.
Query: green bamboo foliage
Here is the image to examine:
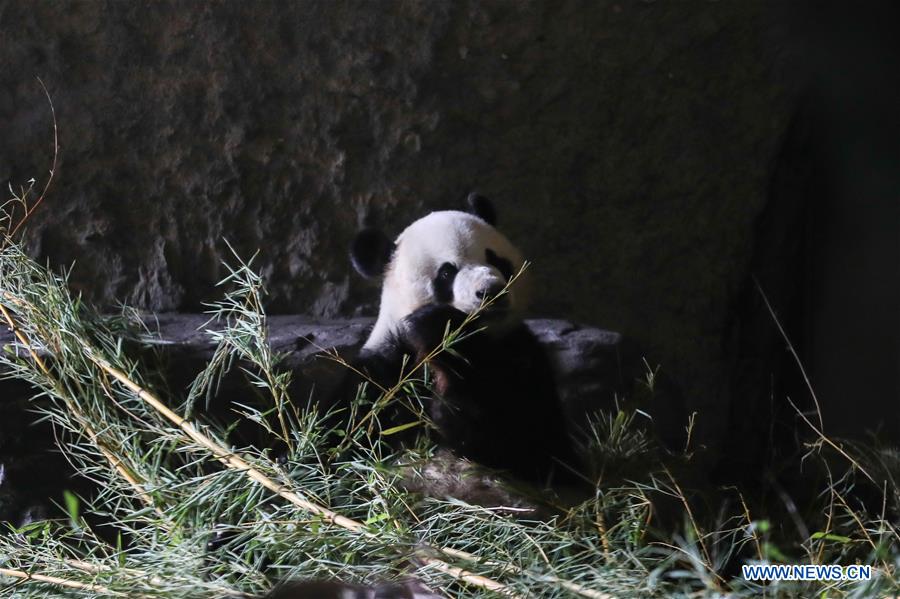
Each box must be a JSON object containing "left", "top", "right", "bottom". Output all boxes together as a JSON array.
[{"left": 0, "top": 199, "right": 897, "bottom": 597}]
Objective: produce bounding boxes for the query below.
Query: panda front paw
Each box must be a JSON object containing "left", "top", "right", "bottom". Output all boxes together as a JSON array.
[{"left": 403, "top": 304, "right": 468, "bottom": 355}]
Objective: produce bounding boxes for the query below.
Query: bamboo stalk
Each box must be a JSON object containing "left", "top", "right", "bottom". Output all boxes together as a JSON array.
[
  {"left": 63, "top": 559, "right": 250, "bottom": 598},
  {"left": 64, "top": 559, "right": 164, "bottom": 588},
  {"left": 0, "top": 567, "right": 117, "bottom": 595},
  {"left": 89, "top": 352, "right": 371, "bottom": 536},
  {"left": 440, "top": 547, "right": 613, "bottom": 599},
  {"left": 422, "top": 559, "right": 521, "bottom": 597}
]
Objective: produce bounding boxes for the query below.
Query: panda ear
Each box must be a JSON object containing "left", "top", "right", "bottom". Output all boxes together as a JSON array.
[
  {"left": 350, "top": 228, "right": 394, "bottom": 279},
  {"left": 466, "top": 192, "right": 498, "bottom": 227}
]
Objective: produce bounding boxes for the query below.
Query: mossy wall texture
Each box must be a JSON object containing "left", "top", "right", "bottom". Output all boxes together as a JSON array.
[{"left": 0, "top": 1, "right": 793, "bottom": 444}]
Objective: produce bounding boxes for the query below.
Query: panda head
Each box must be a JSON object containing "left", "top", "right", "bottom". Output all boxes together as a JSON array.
[{"left": 351, "top": 195, "right": 529, "bottom": 350}]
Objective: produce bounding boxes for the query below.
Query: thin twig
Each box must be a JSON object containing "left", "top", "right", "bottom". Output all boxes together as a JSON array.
[
  {"left": 756, "top": 280, "right": 877, "bottom": 486},
  {"left": 754, "top": 278, "right": 824, "bottom": 431},
  {"left": 8, "top": 78, "right": 58, "bottom": 240},
  {"left": 815, "top": 470, "right": 836, "bottom": 565},
  {"left": 664, "top": 468, "right": 725, "bottom": 588},
  {"left": 786, "top": 396, "right": 877, "bottom": 486},
  {"left": 737, "top": 491, "right": 763, "bottom": 562},
  {"left": 832, "top": 489, "right": 891, "bottom": 574}
]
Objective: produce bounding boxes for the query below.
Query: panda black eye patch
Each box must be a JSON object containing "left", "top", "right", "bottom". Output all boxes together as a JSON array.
[
  {"left": 485, "top": 248, "right": 514, "bottom": 281},
  {"left": 433, "top": 262, "right": 458, "bottom": 303}
]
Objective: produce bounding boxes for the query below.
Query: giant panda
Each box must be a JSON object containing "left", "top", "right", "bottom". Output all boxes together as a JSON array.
[{"left": 342, "top": 194, "right": 577, "bottom": 484}]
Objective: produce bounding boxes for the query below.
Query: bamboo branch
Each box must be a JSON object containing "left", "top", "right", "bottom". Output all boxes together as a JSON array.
[
  {"left": 0, "top": 566, "right": 117, "bottom": 595},
  {"left": 88, "top": 351, "right": 374, "bottom": 535},
  {"left": 63, "top": 559, "right": 250, "bottom": 598}
]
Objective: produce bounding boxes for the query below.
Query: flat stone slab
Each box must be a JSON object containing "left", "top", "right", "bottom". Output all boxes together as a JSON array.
[
  {"left": 1, "top": 313, "right": 642, "bottom": 424},
  {"left": 117, "top": 314, "right": 636, "bottom": 420}
]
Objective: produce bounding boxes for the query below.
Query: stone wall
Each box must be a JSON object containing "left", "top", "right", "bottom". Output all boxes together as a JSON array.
[{"left": 0, "top": 1, "right": 793, "bottom": 445}]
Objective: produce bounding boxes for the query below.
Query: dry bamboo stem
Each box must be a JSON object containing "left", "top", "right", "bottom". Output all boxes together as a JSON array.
[
  {"left": 0, "top": 567, "right": 117, "bottom": 595},
  {"left": 89, "top": 352, "right": 372, "bottom": 535}
]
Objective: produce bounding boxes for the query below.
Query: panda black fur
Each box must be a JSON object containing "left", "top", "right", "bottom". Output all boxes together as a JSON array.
[{"left": 343, "top": 195, "right": 577, "bottom": 483}]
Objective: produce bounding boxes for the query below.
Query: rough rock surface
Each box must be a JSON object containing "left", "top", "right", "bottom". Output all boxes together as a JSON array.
[
  {"left": 0, "top": 1, "right": 794, "bottom": 444},
  {"left": 0, "top": 315, "right": 657, "bottom": 523}
]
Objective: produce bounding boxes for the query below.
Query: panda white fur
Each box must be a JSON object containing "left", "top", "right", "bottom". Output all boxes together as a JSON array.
[
  {"left": 343, "top": 194, "right": 577, "bottom": 483},
  {"left": 358, "top": 209, "right": 526, "bottom": 350}
]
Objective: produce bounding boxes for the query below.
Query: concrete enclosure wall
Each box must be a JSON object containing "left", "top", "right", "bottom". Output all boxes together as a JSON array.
[{"left": 0, "top": 1, "right": 797, "bottom": 445}]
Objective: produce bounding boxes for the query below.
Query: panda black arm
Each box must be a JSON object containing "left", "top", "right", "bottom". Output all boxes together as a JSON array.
[
  {"left": 403, "top": 305, "right": 580, "bottom": 483},
  {"left": 402, "top": 303, "right": 469, "bottom": 356}
]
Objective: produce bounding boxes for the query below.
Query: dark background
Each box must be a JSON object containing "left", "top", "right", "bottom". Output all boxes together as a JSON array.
[{"left": 1, "top": 0, "right": 897, "bottom": 464}]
